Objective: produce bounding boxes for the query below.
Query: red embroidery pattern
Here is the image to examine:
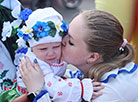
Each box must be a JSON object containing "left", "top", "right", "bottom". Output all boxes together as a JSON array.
[
  {"left": 68, "top": 82, "right": 72, "bottom": 87},
  {"left": 17, "top": 85, "right": 27, "bottom": 94},
  {"left": 57, "top": 91, "right": 63, "bottom": 96},
  {"left": 44, "top": 72, "right": 52, "bottom": 77},
  {"left": 58, "top": 78, "right": 62, "bottom": 81},
  {"left": 4, "top": 86, "right": 12, "bottom": 91},
  {"left": 47, "top": 81, "right": 52, "bottom": 87},
  {"left": 64, "top": 79, "right": 67, "bottom": 81},
  {"left": 49, "top": 63, "right": 64, "bottom": 67}
]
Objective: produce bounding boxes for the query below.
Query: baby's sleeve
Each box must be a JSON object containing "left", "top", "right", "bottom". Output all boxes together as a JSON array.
[
  {"left": 81, "top": 79, "right": 93, "bottom": 101},
  {"left": 43, "top": 73, "right": 93, "bottom": 102}
]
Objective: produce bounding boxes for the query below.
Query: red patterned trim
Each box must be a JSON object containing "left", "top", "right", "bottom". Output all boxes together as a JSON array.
[
  {"left": 17, "top": 85, "right": 27, "bottom": 94},
  {"left": 44, "top": 72, "right": 52, "bottom": 77},
  {"left": 13, "top": 79, "right": 17, "bottom": 85},
  {"left": 58, "top": 57, "right": 62, "bottom": 64},
  {"left": 4, "top": 79, "right": 17, "bottom": 91},
  {"left": 4, "top": 86, "right": 12, "bottom": 91},
  {"left": 80, "top": 82, "right": 84, "bottom": 98},
  {"left": 49, "top": 63, "right": 64, "bottom": 67}
]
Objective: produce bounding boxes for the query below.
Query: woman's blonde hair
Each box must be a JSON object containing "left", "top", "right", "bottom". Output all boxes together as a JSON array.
[{"left": 81, "top": 10, "right": 135, "bottom": 81}]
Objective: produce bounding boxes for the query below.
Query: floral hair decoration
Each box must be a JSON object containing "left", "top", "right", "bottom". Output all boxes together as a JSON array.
[
  {"left": 17, "top": 7, "right": 69, "bottom": 47},
  {"left": 17, "top": 20, "right": 68, "bottom": 42},
  {"left": 1, "top": 7, "right": 32, "bottom": 43},
  {"left": 1, "top": 0, "right": 33, "bottom": 65}
]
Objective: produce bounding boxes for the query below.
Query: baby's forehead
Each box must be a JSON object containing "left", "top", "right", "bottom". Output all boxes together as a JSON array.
[{"left": 33, "top": 42, "right": 62, "bottom": 47}]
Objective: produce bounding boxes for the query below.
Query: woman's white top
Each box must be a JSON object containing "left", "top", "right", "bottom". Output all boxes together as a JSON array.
[{"left": 92, "top": 62, "right": 138, "bottom": 102}]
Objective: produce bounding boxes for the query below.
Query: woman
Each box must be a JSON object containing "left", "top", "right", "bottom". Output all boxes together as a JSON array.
[{"left": 19, "top": 10, "right": 138, "bottom": 102}]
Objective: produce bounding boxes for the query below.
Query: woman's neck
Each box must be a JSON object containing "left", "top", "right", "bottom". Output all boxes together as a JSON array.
[{"left": 78, "top": 63, "right": 93, "bottom": 77}]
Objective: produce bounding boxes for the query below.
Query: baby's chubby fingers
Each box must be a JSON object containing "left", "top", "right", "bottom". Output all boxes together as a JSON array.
[
  {"left": 92, "top": 91, "right": 103, "bottom": 99},
  {"left": 93, "top": 85, "right": 104, "bottom": 91},
  {"left": 92, "top": 81, "right": 104, "bottom": 99},
  {"left": 93, "top": 82, "right": 102, "bottom": 86},
  {"left": 93, "top": 82, "right": 104, "bottom": 91}
]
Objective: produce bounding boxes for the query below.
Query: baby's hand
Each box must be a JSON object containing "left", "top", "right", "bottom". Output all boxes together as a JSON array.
[{"left": 92, "top": 81, "right": 104, "bottom": 99}]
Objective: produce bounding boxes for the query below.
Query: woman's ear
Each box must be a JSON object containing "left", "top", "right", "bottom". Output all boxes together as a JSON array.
[{"left": 86, "top": 52, "right": 100, "bottom": 64}]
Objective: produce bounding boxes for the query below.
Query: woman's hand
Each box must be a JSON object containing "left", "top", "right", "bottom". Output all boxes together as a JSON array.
[{"left": 19, "top": 56, "right": 44, "bottom": 93}]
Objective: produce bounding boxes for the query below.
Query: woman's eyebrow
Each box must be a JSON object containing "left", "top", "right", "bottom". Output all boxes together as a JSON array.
[{"left": 68, "top": 33, "right": 74, "bottom": 40}]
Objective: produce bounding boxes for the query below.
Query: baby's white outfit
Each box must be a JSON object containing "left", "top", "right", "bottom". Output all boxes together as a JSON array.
[{"left": 16, "top": 48, "right": 93, "bottom": 102}]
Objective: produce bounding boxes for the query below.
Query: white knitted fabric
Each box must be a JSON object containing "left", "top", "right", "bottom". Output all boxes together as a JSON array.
[{"left": 25, "top": 7, "right": 63, "bottom": 47}]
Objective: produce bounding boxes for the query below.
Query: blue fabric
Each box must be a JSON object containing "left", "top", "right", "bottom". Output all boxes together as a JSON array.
[
  {"left": 101, "top": 64, "right": 138, "bottom": 83},
  {"left": 69, "top": 70, "right": 83, "bottom": 79},
  {"left": 33, "top": 90, "right": 48, "bottom": 102}
]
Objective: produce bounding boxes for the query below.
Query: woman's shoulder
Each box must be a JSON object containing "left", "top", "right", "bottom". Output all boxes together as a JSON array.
[
  {"left": 96, "top": 62, "right": 138, "bottom": 102},
  {"left": 101, "top": 62, "right": 138, "bottom": 83}
]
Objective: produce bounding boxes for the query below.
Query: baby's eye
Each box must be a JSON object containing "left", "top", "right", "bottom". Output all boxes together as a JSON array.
[
  {"left": 53, "top": 45, "right": 61, "bottom": 48},
  {"left": 40, "top": 48, "right": 47, "bottom": 50}
]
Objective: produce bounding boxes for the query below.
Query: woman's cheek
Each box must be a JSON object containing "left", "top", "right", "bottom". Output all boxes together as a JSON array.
[{"left": 62, "top": 47, "right": 73, "bottom": 62}]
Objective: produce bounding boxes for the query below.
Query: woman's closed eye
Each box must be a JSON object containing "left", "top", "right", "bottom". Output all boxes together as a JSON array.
[{"left": 68, "top": 39, "right": 74, "bottom": 46}]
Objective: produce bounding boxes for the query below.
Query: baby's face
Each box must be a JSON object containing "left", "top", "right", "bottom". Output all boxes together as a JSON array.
[{"left": 31, "top": 42, "right": 62, "bottom": 63}]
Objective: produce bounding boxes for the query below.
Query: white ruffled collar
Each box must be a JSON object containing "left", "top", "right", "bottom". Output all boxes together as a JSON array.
[{"left": 100, "top": 62, "right": 138, "bottom": 83}]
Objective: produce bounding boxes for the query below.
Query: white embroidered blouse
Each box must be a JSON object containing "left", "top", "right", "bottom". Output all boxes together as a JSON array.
[
  {"left": 16, "top": 48, "right": 93, "bottom": 102},
  {"left": 92, "top": 62, "right": 138, "bottom": 102}
]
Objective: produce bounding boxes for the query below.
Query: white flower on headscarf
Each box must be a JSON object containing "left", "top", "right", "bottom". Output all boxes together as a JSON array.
[
  {"left": 1, "top": 1, "right": 22, "bottom": 41},
  {"left": 16, "top": 38, "right": 27, "bottom": 47},
  {"left": 11, "top": 19, "right": 22, "bottom": 28},
  {"left": 14, "top": 52, "right": 26, "bottom": 65},
  {"left": 14, "top": 46, "right": 28, "bottom": 65},
  {"left": 21, "top": 25, "right": 33, "bottom": 34},
  {"left": 1, "top": 19, "right": 22, "bottom": 41},
  {"left": 1, "top": 21, "right": 12, "bottom": 41}
]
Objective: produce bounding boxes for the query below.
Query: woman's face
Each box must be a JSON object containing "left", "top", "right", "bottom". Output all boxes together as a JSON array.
[{"left": 62, "top": 14, "right": 91, "bottom": 72}]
